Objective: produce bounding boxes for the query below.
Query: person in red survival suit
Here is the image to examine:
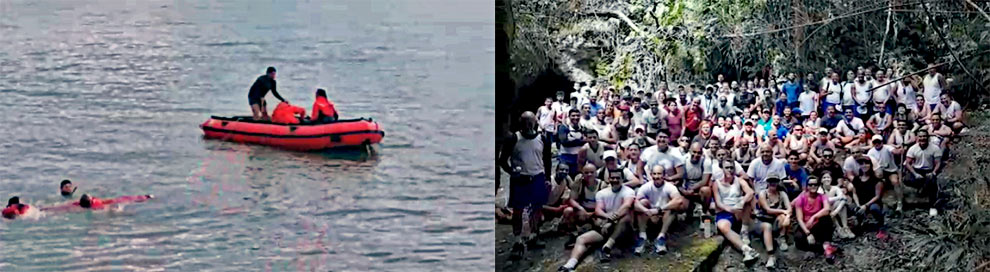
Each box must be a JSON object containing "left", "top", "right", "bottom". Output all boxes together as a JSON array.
[
  {"left": 2, "top": 196, "right": 31, "bottom": 219},
  {"left": 41, "top": 194, "right": 154, "bottom": 213},
  {"left": 271, "top": 101, "right": 308, "bottom": 124},
  {"left": 312, "top": 88, "right": 338, "bottom": 123}
]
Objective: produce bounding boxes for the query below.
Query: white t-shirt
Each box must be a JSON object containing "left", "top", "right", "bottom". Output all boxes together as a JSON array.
[
  {"left": 866, "top": 145, "right": 898, "bottom": 172},
  {"left": 537, "top": 106, "right": 556, "bottom": 132},
  {"left": 596, "top": 185, "right": 636, "bottom": 213},
  {"left": 906, "top": 143, "right": 942, "bottom": 170},
  {"left": 641, "top": 146, "right": 686, "bottom": 178},
  {"left": 837, "top": 118, "right": 865, "bottom": 137},
  {"left": 842, "top": 155, "right": 881, "bottom": 176},
  {"left": 937, "top": 101, "right": 962, "bottom": 121},
  {"left": 854, "top": 81, "right": 872, "bottom": 105},
  {"left": 746, "top": 158, "right": 787, "bottom": 192},
  {"left": 799, "top": 91, "right": 817, "bottom": 116},
  {"left": 824, "top": 81, "right": 842, "bottom": 104},
  {"left": 684, "top": 157, "right": 714, "bottom": 187},
  {"left": 636, "top": 181, "right": 681, "bottom": 208},
  {"left": 841, "top": 82, "right": 855, "bottom": 106},
  {"left": 898, "top": 82, "right": 918, "bottom": 111},
  {"left": 873, "top": 80, "right": 891, "bottom": 104},
  {"left": 923, "top": 74, "right": 942, "bottom": 105}
]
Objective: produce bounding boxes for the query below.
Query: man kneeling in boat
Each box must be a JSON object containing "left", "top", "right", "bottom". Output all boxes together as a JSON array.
[
  {"left": 311, "top": 88, "right": 338, "bottom": 123},
  {"left": 272, "top": 102, "right": 308, "bottom": 124}
]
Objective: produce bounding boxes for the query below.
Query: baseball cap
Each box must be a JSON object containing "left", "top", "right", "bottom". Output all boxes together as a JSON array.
[
  {"left": 871, "top": 135, "right": 883, "bottom": 142},
  {"left": 634, "top": 125, "right": 646, "bottom": 132},
  {"left": 603, "top": 150, "right": 618, "bottom": 160},
  {"left": 818, "top": 128, "right": 829, "bottom": 134}
]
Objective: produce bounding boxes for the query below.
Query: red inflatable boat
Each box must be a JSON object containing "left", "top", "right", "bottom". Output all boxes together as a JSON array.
[{"left": 200, "top": 116, "right": 385, "bottom": 151}]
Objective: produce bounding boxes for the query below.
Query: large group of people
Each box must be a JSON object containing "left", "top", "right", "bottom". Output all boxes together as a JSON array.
[{"left": 498, "top": 61, "right": 967, "bottom": 270}]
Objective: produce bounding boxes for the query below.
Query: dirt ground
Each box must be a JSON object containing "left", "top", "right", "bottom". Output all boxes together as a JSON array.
[{"left": 496, "top": 112, "right": 990, "bottom": 272}]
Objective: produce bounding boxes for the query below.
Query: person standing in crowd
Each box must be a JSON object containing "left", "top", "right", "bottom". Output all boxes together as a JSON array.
[
  {"left": 498, "top": 112, "right": 553, "bottom": 259},
  {"left": 559, "top": 109, "right": 587, "bottom": 177}
]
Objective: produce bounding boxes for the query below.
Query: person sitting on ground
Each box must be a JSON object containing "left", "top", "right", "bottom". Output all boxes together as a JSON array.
[
  {"left": 633, "top": 165, "right": 688, "bottom": 256},
  {"left": 933, "top": 93, "right": 965, "bottom": 133},
  {"left": 247, "top": 66, "right": 286, "bottom": 121},
  {"left": 792, "top": 177, "right": 840, "bottom": 263},
  {"left": 849, "top": 157, "right": 886, "bottom": 238},
  {"left": 924, "top": 113, "right": 953, "bottom": 150},
  {"left": 557, "top": 171, "right": 635, "bottom": 271},
  {"left": 577, "top": 129, "right": 606, "bottom": 170},
  {"left": 808, "top": 128, "right": 836, "bottom": 168},
  {"left": 712, "top": 159, "right": 759, "bottom": 263},
  {"left": 824, "top": 173, "right": 856, "bottom": 239},
  {"left": 543, "top": 163, "right": 574, "bottom": 231},
  {"left": 888, "top": 120, "right": 916, "bottom": 159},
  {"left": 2, "top": 197, "right": 32, "bottom": 219},
  {"left": 271, "top": 101, "right": 308, "bottom": 124},
  {"left": 599, "top": 150, "right": 640, "bottom": 188},
  {"left": 311, "top": 88, "right": 338, "bottom": 123},
  {"left": 564, "top": 164, "right": 605, "bottom": 249},
  {"left": 60, "top": 179, "right": 76, "bottom": 197},
  {"left": 866, "top": 135, "right": 903, "bottom": 212},
  {"left": 903, "top": 130, "right": 944, "bottom": 217},
  {"left": 832, "top": 107, "right": 865, "bottom": 145},
  {"left": 782, "top": 151, "right": 810, "bottom": 199},
  {"left": 681, "top": 142, "right": 714, "bottom": 216},
  {"left": 756, "top": 175, "right": 792, "bottom": 268}
]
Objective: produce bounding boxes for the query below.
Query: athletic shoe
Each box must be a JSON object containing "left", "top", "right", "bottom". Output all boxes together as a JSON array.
[
  {"left": 557, "top": 266, "right": 574, "bottom": 272},
  {"left": 765, "top": 255, "right": 777, "bottom": 268},
  {"left": 655, "top": 235, "right": 668, "bottom": 255},
  {"left": 633, "top": 236, "right": 646, "bottom": 256},
  {"left": 599, "top": 247, "right": 612, "bottom": 263},
  {"left": 876, "top": 230, "right": 889, "bottom": 240},
  {"left": 510, "top": 242, "right": 525, "bottom": 260},
  {"left": 777, "top": 236, "right": 789, "bottom": 252},
  {"left": 742, "top": 246, "right": 758, "bottom": 263},
  {"left": 824, "top": 243, "right": 839, "bottom": 264},
  {"left": 929, "top": 208, "right": 938, "bottom": 217}
]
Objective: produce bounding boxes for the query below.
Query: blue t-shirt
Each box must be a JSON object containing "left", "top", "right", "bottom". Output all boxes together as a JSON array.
[
  {"left": 774, "top": 100, "right": 789, "bottom": 116},
  {"left": 775, "top": 126, "right": 789, "bottom": 140},
  {"left": 589, "top": 102, "right": 603, "bottom": 117},
  {"left": 785, "top": 165, "right": 809, "bottom": 188},
  {"left": 782, "top": 82, "right": 801, "bottom": 104}
]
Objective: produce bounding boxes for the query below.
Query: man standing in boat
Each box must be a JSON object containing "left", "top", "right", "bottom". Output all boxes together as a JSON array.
[{"left": 248, "top": 66, "right": 287, "bottom": 121}]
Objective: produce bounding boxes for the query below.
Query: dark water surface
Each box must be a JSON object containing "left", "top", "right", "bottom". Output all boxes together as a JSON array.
[{"left": 0, "top": 0, "right": 495, "bottom": 270}]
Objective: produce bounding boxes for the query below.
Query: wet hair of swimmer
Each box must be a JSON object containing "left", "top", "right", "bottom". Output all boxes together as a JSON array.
[
  {"left": 7, "top": 196, "right": 19, "bottom": 207},
  {"left": 61, "top": 179, "right": 76, "bottom": 196},
  {"left": 316, "top": 88, "right": 327, "bottom": 98},
  {"left": 79, "top": 194, "right": 92, "bottom": 208}
]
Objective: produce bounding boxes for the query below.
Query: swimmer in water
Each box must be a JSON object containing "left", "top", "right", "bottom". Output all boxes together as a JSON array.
[
  {"left": 42, "top": 194, "right": 154, "bottom": 212},
  {"left": 61, "top": 179, "right": 77, "bottom": 197},
  {"left": 2, "top": 197, "right": 32, "bottom": 219}
]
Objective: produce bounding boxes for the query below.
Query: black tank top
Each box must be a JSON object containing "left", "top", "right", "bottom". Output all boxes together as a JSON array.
[
  {"left": 854, "top": 174, "right": 880, "bottom": 204},
  {"left": 616, "top": 119, "right": 631, "bottom": 140}
]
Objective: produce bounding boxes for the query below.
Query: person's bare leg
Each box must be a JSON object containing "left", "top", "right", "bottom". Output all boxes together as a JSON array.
[
  {"left": 607, "top": 216, "right": 631, "bottom": 247},
  {"left": 563, "top": 231, "right": 604, "bottom": 269},
  {"left": 700, "top": 187, "right": 713, "bottom": 213},
  {"left": 251, "top": 104, "right": 263, "bottom": 120},
  {"left": 762, "top": 222, "right": 774, "bottom": 252},
  {"left": 660, "top": 210, "right": 675, "bottom": 237},
  {"left": 778, "top": 214, "right": 790, "bottom": 238},
  {"left": 891, "top": 173, "right": 903, "bottom": 210},
  {"left": 717, "top": 220, "right": 745, "bottom": 250},
  {"left": 260, "top": 99, "right": 270, "bottom": 120}
]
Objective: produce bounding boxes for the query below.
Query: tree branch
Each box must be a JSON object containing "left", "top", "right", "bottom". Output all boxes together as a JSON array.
[{"left": 920, "top": 0, "right": 988, "bottom": 106}]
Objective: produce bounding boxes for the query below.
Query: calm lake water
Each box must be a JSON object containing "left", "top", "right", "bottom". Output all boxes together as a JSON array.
[{"left": 0, "top": 0, "right": 495, "bottom": 270}]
